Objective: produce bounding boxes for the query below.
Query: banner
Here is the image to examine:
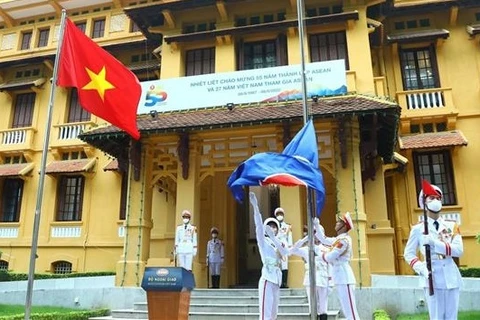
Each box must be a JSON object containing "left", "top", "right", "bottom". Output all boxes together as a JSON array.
[{"left": 137, "top": 59, "right": 346, "bottom": 114}]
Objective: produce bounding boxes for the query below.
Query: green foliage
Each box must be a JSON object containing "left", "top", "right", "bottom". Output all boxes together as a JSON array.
[
  {"left": 397, "top": 311, "right": 480, "bottom": 320},
  {"left": 459, "top": 267, "right": 480, "bottom": 278},
  {"left": 0, "top": 309, "right": 109, "bottom": 320},
  {"left": 0, "top": 270, "right": 115, "bottom": 282},
  {"left": 373, "top": 309, "right": 391, "bottom": 320},
  {"left": 476, "top": 233, "right": 480, "bottom": 244}
]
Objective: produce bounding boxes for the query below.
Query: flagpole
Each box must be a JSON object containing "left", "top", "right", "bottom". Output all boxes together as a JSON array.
[
  {"left": 24, "top": 10, "right": 67, "bottom": 320},
  {"left": 295, "top": 0, "right": 317, "bottom": 319}
]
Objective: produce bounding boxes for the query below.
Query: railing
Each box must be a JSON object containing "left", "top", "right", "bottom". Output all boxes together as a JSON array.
[
  {"left": 118, "top": 225, "right": 125, "bottom": 237},
  {"left": 0, "top": 127, "right": 36, "bottom": 152},
  {"left": 0, "top": 227, "right": 19, "bottom": 238},
  {"left": 373, "top": 76, "right": 386, "bottom": 97},
  {"left": 51, "top": 122, "right": 93, "bottom": 147},
  {"left": 50, "top": 226, "right": 82, "bottom": 238},
  {"left": 396, "top": 87, "right": 457, "bottom": 118}
]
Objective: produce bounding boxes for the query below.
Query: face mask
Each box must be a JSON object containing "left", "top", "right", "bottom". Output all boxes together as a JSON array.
[
  {"left": 183, "top": 218, "right": 190, "bottom": 224},
  {"left": 426, "top": 199, "right": 442, "bottom": 213},
  {"left": 212, "top": 234, "right": 218, "bottom": 238},
  {"left": 276, "top": 216, "right": 284, "bottom": 222}
]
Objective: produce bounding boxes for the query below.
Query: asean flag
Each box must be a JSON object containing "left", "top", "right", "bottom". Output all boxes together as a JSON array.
[
  {"left": 227, "top": 120, "right": 326, "bottom": 215},
  {"left": 57, "top": 18, "right": 141, "bottom": 139}
]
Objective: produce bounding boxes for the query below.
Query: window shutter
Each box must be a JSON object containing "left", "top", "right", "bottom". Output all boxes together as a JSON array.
[
  {"left": 276, "top": 33, "right": 288, "bottom": 66},
  {"left": 236, "top": 39, "right": 244, "bottom": 70}
]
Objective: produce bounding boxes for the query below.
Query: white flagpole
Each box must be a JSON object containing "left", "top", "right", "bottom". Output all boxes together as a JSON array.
[
  {"left": 24, "top": 10, "right": 67, "bottom": 320},
  {"left": 295, "top": 0, "right": 317, "bottom": 319}
]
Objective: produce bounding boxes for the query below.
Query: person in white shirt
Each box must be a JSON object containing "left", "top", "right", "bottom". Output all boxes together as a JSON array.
[
  {"left": 314, "top": 213, "right": 360, "bottom": 320},
  {"left": 174, "top": 210, "right": 197, "bottom": 271},
  {"left": 206, "top": 227, "right": 225, "bottom": 288},
  {"left": 404, "top": 183, "right": 463, "bottom": 320},
  {"left": 275, "top": 207, "right": 293, "bottom": 288},
  {"left": 249, "top": 192, "right": 289, "bottom": 320},
  {"left": 290, "top": 225, "right": 332, "bottom": 320}
]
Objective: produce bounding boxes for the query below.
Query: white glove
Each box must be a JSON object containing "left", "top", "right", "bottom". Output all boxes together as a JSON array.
[
  {"left": 206, "top": 259, "right": 209, "bottom": 266},
  {"left": 421, "top": 234, "right": 435, "bottom": 247},
  {"left": 413, "top": 261, "right": 430, "bottom": 278},
  {"left": 249, "top": 192, "right": 258, "bottom": 208},
  {"left": 193, "top": 248, "right": 197, "bottom": 256},
  {"left": 313, "top": 218, "right": 326, "bottom": 240}
]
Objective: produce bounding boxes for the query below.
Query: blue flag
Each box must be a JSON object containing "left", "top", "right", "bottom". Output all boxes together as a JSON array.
[{"left": 227, "top": 120, "right": 326, "bottom": 215}]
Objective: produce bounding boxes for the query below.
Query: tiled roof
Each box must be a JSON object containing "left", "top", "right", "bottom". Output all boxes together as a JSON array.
[
  {"left": 399, "top": 131, "right": 468, "bottom": 150},
  {"left": 0, "top": 163, "right": 34, "bottom": 177},
  {"left": 103, "top": 159, "right": 119, "bottom": 171},
  {"left": 387, "top": 29, "right": 449, "bottom": 44},
  {"left": 0, "top": 78, "right": 46, "bottom": 92},
  {"left": 81, "top": 95, "right": 399, "bottom": 136},
  {"left": 45, "top": 159, "right": 96, "bottom": 174},
  {"left": 466, "top": 24, "right": 480, "bottom": 36}
]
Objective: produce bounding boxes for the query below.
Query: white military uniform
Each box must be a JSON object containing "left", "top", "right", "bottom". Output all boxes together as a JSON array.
[
  {"left": 290, "top": 239, "right": 331, "bottom": 316},
  {"left": 254, "top": 213, "right": 288, "bottom": 320},
  {"left": 404, "top": 216, "right": 463, "bottom": 320},
  {"left": 318, "top": 233, "right": 360, "bottom": 320},
  {"left": 277, "top": 220, "right": 293, "bottom": 269},
  {"left": 175, "top": 223, "right": 197, "bottom": 271},
  {"left": 207, "top": 238, "right": 224, "bottom": 275}
]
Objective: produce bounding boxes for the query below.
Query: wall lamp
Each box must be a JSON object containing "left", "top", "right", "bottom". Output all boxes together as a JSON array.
[
  {"left": 311, "top": 95, "right": 319, "bottom": 103},
  {"left": 149, "top": 110, "right": 158, "bottom": 119},
  {"left": 226, "top": 102, "right": 235, "bottom": 111}
]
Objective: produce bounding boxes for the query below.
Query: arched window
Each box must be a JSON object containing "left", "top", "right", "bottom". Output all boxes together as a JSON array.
[
  {"left": 0, "top": 260, "right": 9, "bottom": 271},
  {"left": 52, "top": 261, "right": 72, "bottom": 274}
]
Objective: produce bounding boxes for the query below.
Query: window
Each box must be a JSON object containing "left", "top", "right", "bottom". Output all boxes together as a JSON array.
[
  {"left": 21, "top": 31, "right": 32, "bottom": 50},
  {"left": 185, "top": 47, "right": 215, "bottom": 76},
  {"left": 75, "top": 22, "right": 87, "bottom": 33},
  {"left": 309, "top": 31, "right": 349, "bottom": 69},
  {"left": 12, "top": 93, "right": 35, "bottom": 128},
  {"left": 1, "top": 179, "right": 24, "bottom": 222},
  {"left": 92, "top": 19, "right": 105, "bottom": 38},
  {"left": 119, "top": 171, "right": 128, "bottom": 220},
  {"left": 414, "top": 150, "right": 456, "bottom": 205},
  {"left": 56, "top": 176, "right": 84, "bottom": 221},
  {"left": 67, "top": 89, "right": 90, "bottom": 123},
  {"left": 0, "top": 261, "right": 8, "bottom": 271},
  {"left": 52, "top": 261, "right": 72, "bottom": 274},
  {"left": 400, "top": 46, "right": 439, "bottom": 90},
  {"left": 37, "top": 28, "right": 50, "bottom": 47},
  {"left": 237, "top": 35, "right": 288, "bottom": 70}
]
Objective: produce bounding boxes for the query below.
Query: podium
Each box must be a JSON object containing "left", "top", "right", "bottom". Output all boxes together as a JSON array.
[{"left": 141, "top": 267, "right": 196, "bottom": 320}]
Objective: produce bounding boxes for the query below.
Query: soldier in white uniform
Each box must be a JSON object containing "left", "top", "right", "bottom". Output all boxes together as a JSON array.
[
  {"left": 404, "top": 183, "right": 463, "bottom": 320},
  {"left": 206, "top": 227, "right": 224, "bottom": 288},
  {"left": 249, "top": 192, "right": 289, "bottom": 320},
  {"left": 174, "top": 210, "right": 198, "bottom": 271},
  {"left": 314, "top": 213, "right": 360, "bottom": 320},
  {"left": 275, "top": 207, "right": 293, "bottom": 288},
  {"left": 290, "top": 225, "right": 331, "bottom": 320}
]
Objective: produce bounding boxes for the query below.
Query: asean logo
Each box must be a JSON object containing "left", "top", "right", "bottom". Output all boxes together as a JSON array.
[
  {"left": 156, "top": 268, "right": 169, "bottom": 276},
  {"left": 144, "top": 84, "right": 168, "bottom": 107}
]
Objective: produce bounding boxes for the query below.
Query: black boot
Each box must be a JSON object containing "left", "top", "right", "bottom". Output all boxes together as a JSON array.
[
  {"left": 210, "top": 276, "right": 215, "bottom": 289},
  {"left": 281, "top": 270, "right": 289, "bottom": 288},
  {"left": 319, "top": 314, "right": 328, "bottom": 320},
  {"left": 216, "top": 275, "right": 221, "bottom": 288}
]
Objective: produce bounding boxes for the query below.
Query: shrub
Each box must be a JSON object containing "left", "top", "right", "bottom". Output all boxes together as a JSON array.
[
  {"left": 0, "top": 309, "right": 109, "bottom": 320},
  {"left": 0, "top": 271, "right": 115, "bottom": 282},
  {"left": 460, "top": 267, "right": 480, "bottom": 278},
  {"left": 373, "top": 309, "right": 391, "bottom": 320}
]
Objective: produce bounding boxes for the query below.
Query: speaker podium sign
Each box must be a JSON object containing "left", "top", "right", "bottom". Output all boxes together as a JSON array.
[{"left": 141, "top": 267, "right": 196, "bottom": 320}]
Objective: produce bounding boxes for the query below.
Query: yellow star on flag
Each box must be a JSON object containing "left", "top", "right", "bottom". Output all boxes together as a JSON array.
[{"left": 82, "top": 66, "right": 115, "bottom": 101}]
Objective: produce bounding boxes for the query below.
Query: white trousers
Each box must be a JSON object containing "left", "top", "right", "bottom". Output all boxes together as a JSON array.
[
  {"left": 337, "top": 284, "right": 360, "bottom": 320},
  {"left": 424, "top": 287, "right": 460, "bottom": 320},
  {"left": 177, "top": 253, "right": 193, "bottom": 271},
  {"left": 258, "top": 278, "right": 280, "bottom": 320},
  {"left": 209, "top": 262, "right": 221, "bottom": 275},
  {"left": 305, "top": 285, "right": 329, "bottom": 315}
]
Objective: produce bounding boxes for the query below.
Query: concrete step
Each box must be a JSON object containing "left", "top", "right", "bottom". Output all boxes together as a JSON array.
[{"left": 191, "top": 288, "right": 306, "bottom": 297}]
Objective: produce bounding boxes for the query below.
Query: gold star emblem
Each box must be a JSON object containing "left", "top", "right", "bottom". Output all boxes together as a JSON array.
[{"left": 82, "top": 66, "right": 115, "bottom": 101}]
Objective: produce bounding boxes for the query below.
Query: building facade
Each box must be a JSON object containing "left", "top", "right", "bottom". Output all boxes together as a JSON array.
[{"left": 0, "top": 0, "right": 479, "bottom": 290}]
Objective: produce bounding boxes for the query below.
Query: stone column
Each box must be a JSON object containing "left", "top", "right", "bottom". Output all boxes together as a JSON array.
[
  {"left": 115, "top": 144, "right": 154, "bottom": 287},
  {"left": 336, "top": 119, "right": 370, "bottom": 286}
]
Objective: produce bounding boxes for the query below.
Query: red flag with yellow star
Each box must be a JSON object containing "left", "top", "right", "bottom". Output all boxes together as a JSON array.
[{"left": 57, "top": 18, "right": 141, "bottom": 139}]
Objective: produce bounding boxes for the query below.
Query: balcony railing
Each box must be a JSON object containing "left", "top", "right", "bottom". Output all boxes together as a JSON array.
[
  {"left": 50, "top": 122, "right": 94, "bottom": 147},
  {"left": 373, "top": 76, "right": 386, "bottom": 97},
  {"left": 0, "top": 127, "right": 36, "bottom": 152},
  {"left": 0, "top": 226, "right": 19, "bottom": 238},
  {"left": 396, "top": 87, "right": 457, "bottom": 118}
]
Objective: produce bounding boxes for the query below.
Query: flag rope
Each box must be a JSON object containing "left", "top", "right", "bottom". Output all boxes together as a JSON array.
[
  {"left": 136, "top": 149, "right": 146, "bottom": 286},
  {"left": 120, "top": 162, "right": 133, "bottom": 287}
]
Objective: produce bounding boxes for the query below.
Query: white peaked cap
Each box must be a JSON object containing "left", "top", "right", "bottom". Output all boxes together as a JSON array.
[
  {"left": 181, "top": 210, "right": 192, "bottom": 218},
  {"left": 274, "top": 207, "right": 285, "bottom": 216},
  {"left": 264, "top": 217, "right": 280, "bottom": 229}
]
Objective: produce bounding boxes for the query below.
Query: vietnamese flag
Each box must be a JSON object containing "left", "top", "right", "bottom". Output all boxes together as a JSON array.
[{"left": 57, "top": 18, "right": 141, "bottom": 139}]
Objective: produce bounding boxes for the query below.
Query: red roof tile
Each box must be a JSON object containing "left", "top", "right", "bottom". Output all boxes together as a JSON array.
[
  {"left": 399, "top": 131, "right": 468, "bottom": 150},
  {"left": 81, "top": 95, "right": 399, "bottom": 136},
  {"left": 0, "top": 163, "right": 34, "bottom": 177},
  {"left": 45, "top": 159, "right": 96, "bottom": 174},
  {"left": 103, "top": 159, "right": 119, "bottom": 171}
]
